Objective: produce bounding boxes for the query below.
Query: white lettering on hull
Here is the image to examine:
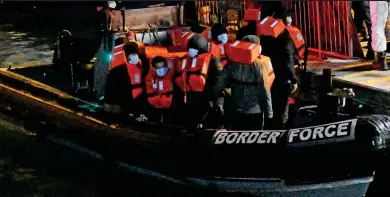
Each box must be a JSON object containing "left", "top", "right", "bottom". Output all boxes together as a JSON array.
[
  {"left": 287, "top": 119, "right": 357, "bottom": 147},
  {"left": 213, "top": 130, "right": 285, "bottom": 145}
]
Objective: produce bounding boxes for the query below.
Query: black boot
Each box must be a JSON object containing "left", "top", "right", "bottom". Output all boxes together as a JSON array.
[
  {"left": 372, "top": 52, "right": 388, "bottom": 71},
  {"left": 366, "top": 47, "right": 375, "bottom": 60}
]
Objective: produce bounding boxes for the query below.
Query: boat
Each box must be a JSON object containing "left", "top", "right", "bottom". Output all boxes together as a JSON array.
[{"left": 1, "top": 3, "right": 390, "bottom": 196}]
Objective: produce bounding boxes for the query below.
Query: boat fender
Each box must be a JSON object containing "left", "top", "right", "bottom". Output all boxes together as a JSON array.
[{"left": 355, "top": 115, "right": 390, "bottom": 155}]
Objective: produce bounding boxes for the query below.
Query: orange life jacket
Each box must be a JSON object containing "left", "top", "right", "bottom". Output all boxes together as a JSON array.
[
  {"left": 109, "top": 50, "right": 127, "bottom": 71},
  {"left": 112, "top": 43, "right": 125, "bottom": 53},
  {"left": 169, "top": 28, "right": 185, "bottom": 46},
  {"left": 145, "top": 46, "right": 187, "bottom": 62},
  {"left": 176, "top": 32, "right": 196, "bottom": 49},
  {"left": 286, "top": 25, "right": 306, "bottom": 59},
  {"left": 126, "top": 31, "right": 136, "bottom": 41},
  {"left": 243, "top": 9, "right": 261, "bottom": 21},
  {"left": 226, "top": 40, "right": 261, "bottom": 64},
  {"left": 145, "top": 58, "right": 175, "bottom": 109},
  {"left": 256, "top": 16, "right": 286, "bottom": 38},
  {"left": 126, "top": 61, "right": 144, "bottom": 99},
  {"left": 208, "top": 42, "right": 229, "bottom": 67},
  {"left": 175, "top": 53, "right": 212, "bottom": 102}
]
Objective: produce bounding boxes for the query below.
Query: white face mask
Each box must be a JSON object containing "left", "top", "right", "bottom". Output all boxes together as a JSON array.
[
  {"left": 188, "top": 48, "right": 199, "bottom": 58},
  {"left": 217, "top": 33, "right": 229, "bottom": 44},
  {"left": 128, "top": 54, "right": 139, "bottom": 64},
  {"left": 286, "top": 16, "right": 292, "bottom": 25}
]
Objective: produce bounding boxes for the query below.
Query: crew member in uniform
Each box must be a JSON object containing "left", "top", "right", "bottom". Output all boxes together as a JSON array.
[
  {"left": 174, "top": 34, "right": 224, "bottom": 129},
  {"left": 369, "top": 1, "right": 389, "bottom": 70},
  {"left": 145, "top": 56, "right": 175, "bottom": 124},
  {"left": 213, "top": 35, "right": 273, "bottom": 130},
  {"left": 104, "top": 42, "right": 149, "bottom": 122}
]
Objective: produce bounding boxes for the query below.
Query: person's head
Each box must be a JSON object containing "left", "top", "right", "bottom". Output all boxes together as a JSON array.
[
  {"left": 114, "top": 37, "right": 127, "bottom": 46},
  {"left": 274, "top": 7, "right": 293, "bottom": 25},
  {"left": 151, "top": 56, "right": 169, "bottom": 77},
  {"left": 242, "top": 35, "right": 262, "bottom": 54},
  {"left": 211, "top": 23, "right": 229, "bottom": 44},
  {"left": 123, "top": 42, "right": 139, "bottom": 64},
  {"left": 187, "top": 34, "right": 209, "bottom": 58}
]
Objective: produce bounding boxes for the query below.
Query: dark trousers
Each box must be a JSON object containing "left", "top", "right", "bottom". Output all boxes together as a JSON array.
[
  {"left": 228, "top": 113, "right": 264, "bottom": 131},
  {"left": 270, "top": 82, "right": 292, "bottom": 129},
  {"left": 352, "top": 1, "right": 372, "bottom": 40}
]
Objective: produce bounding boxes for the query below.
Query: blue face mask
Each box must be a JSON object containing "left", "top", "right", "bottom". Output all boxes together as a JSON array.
[
  {"left": 188, "top": 48, "right": 198, "bottom": 58},
  {"left": 156, "top": 67, "right": 168, "bottom": 77},
  {"left": 128, "top": 54, "right": 139, "bottom": 64},
  {"left": 217, "top": 33, "right": 228, "bottom": 44}
]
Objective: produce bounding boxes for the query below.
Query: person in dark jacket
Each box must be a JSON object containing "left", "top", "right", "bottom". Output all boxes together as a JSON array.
[
  {"left": 212, "top": 35, "right": 273, "bottom": 130},
  {"left": 261, "top": 7, "right": 298, "bottom": 129},
  {"left": 103, "top": 42, "right": 149, "bottom": 122},
  {"left": 175, "top": 34, "right": 224, "bottom": 129},
  {"left": 236, "top": 20, "right": 257, "bottom": 41}
]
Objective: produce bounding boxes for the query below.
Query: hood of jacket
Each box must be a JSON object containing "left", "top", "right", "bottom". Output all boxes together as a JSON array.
[
  {"left": 187, "top": 34, "right": 209, "bottom": 54},
  {"left": 242, "top": 35, "right": 260, "bottom": 44}
]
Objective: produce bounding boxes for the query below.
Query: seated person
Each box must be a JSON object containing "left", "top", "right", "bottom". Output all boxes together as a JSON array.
[
  {"left": 103, "top": 42, "right": 149, "bottom": 122},
  {"left": 145, "top": 56, "right": 176, "bottom": 124}
]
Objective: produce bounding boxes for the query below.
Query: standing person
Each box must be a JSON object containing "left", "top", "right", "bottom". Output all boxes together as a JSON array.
[
  {"left": 262, "top": 7, "right": 298, "bottom": 129},
  {"left": 212, "top": 35, "right": 273, "bottom": 131},
  {"left": 352, "top": 1, "right": 375, "bottom": 59},
  {"left": 103, "top": 42, "right": 149, "bottom": 122},
  {"left": 370, "top": 1, "right": 389, "bottom": 70},
  {"left": 174, "top": 34, "right": 224, "bottom": 129}
]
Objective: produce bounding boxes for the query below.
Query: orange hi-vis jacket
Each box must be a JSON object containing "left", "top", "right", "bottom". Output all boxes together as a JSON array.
[
  {"left": 145, "top": 58, "right": 175, "bottom": 109},
  {"left": 175, "top": 53, "right": 212, "bottom": 103},
  {"left": 126, "top": 61, "right": 144, "bottom": 99},
  {"left": 256, "top": 55, "right": 275, "bottom": 91},
  {"left": 256, "top": 16, "right": 286, "bottom": 38},
  {"left": 286, "top": 25, "right": 306, "bottom": 59},
  {"left": 170, "top": 28, "right": 185, "bottom": 47}
]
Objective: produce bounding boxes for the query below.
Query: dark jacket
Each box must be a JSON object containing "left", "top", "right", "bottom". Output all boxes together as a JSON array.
[
  {"left": 236, "top": 21, "right": 257, "bottom": 41},
  {"left": 104, "top": 55, "right": 150, "bottom": 115},
  {"left": 213, "top": 36, "right": 273, "bottom": 118},
  {"left": 261, "top": 30, "right": 297, "bottom": 84}
]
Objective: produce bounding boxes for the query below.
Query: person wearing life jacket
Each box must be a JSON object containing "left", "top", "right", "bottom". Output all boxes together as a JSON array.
[
  {"left": 212, "top": 35, "right": 273, "bottom": 131},
  {"left": 261, "top": 7, "right": 298, "bottom": 129},
  {"left": 236, "top": 8, "right": 262, "bottom": 41},
  {"left": 209, "top": 23, "right": 230, "bottom": 63},
  {"left": 104, "top": 42, "right": 149, "bottom": 122},
  {"left": 145, "top": 56, "right": 175, "bottom": 124},
  {"left": 174, "top": 34, "right": 224, "bottom": 129}
]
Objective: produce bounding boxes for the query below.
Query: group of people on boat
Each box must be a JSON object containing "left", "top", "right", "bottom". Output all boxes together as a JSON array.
[{"left": 103, "top": 6, "right": 301, "bottom": 131}]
